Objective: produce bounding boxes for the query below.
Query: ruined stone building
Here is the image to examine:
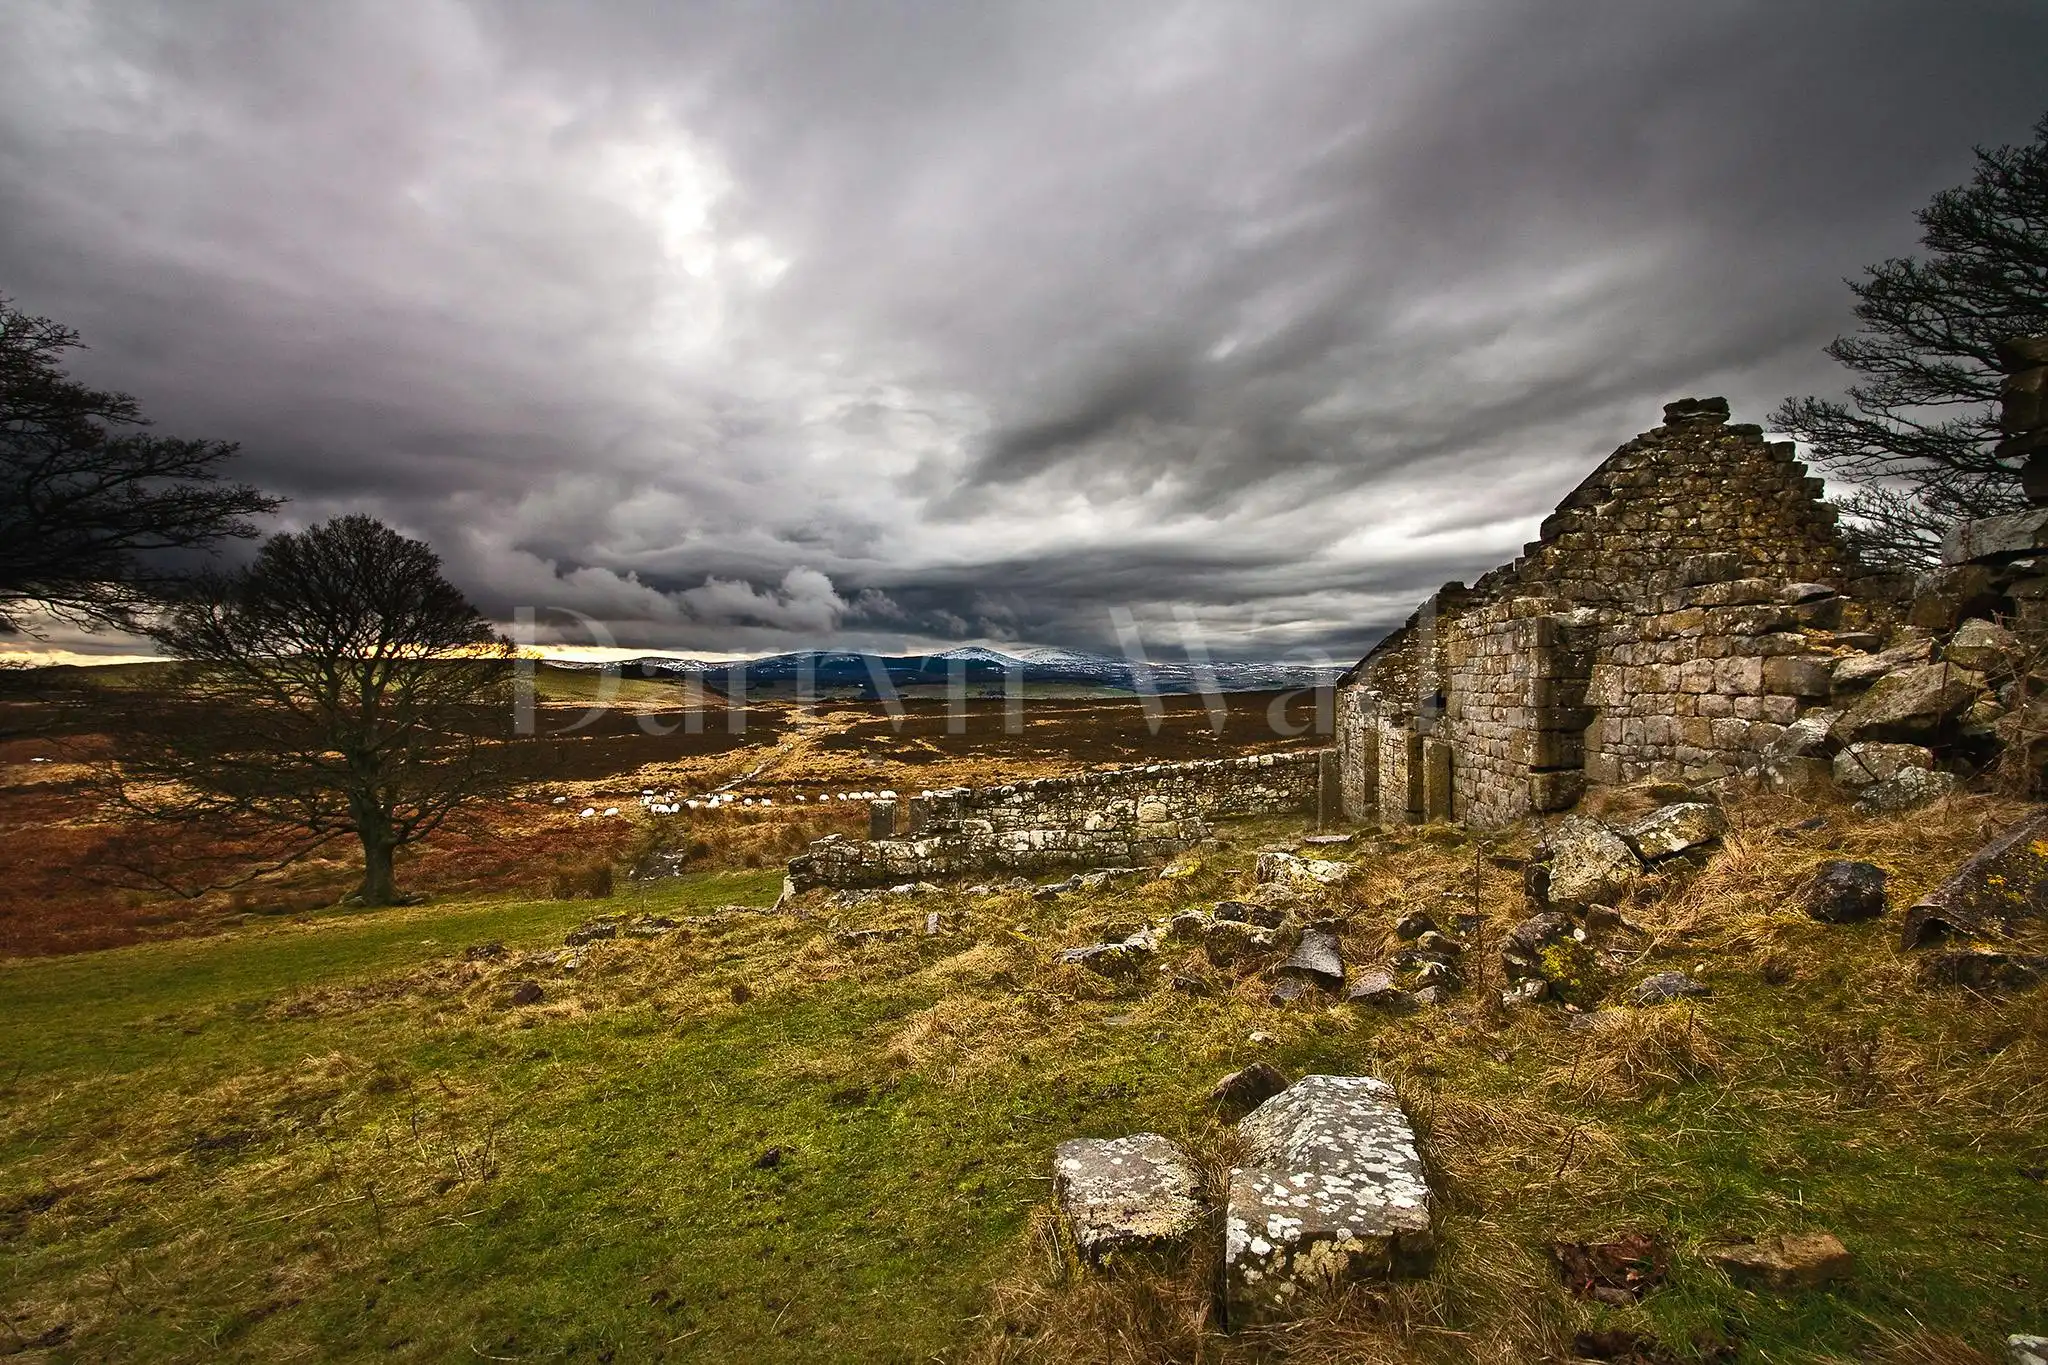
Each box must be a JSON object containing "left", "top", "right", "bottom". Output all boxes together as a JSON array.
[{"left": 1335, "top": 398, "right": 1862, "bottom": 828}]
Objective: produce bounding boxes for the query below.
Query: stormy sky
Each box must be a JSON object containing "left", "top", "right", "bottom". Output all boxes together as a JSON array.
[{"left": 3, "top": 2, "right": 2045, "bottom": 663}]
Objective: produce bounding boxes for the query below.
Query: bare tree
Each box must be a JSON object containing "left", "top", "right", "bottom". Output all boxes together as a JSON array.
[
  {"left": 1774, "top": 111, "right": 2048, "bottom": 567},
  {"left": 0, "top": 297, "right": 280, "bottom": 632},
  {"left": 115, "top": 515, "right": 515, "bottom": 906}
]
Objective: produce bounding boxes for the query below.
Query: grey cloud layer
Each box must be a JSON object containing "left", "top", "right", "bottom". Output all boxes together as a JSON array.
[{"left": 3, "top": 0, "right": 2044, "bottom": 660}]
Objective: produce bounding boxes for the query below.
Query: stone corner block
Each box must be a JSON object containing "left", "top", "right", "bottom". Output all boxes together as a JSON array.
[{"left": 1222, "top": 1075, "right": 1433, "bottom": 1327}]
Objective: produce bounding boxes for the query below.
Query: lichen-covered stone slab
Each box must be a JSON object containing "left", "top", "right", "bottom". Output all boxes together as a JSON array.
[
  {"left": 1902, "top": 807, "right": 2048, "bottom": 947},
  {"left": 1222, "top": 1075, "right": 1432, "bottom": 1326},
  {"left": 1620, "top": 802, "right": 1727, "bottom": 861},
  {"left": 1854, "top": 765, "right": 1957, "bottom": 813},
  {"left": 1053, "top": 1134, "right": 1204, "bottom": 1267}
]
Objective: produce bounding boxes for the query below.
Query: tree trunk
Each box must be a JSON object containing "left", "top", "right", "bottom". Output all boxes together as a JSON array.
[{"left": 355, "top": 828, "right": 400, "bottom": 906}]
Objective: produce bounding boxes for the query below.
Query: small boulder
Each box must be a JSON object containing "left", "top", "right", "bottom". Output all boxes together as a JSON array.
[
  {"left": 1831, "top": 741, "right": 1933, "bottom": 788},
  {"left": 1055, "top": 930, "right": 1155, "bottom": 979},
  {"left": 1796, "top": 860, "right": 1888, "bottom": 924},
  {"left": 464, "top": 941, "right": 506, "bottom": 961},
  {"left": 1345, "top": 969, "right": 1406, "bottom": 1006},
  {"left": 564, "top": 919, "right": 619, "bottom": 946},
  {"left": 1502, "top": 912, "right": 1603, "bottom": 1005},
  {"left": 1540, "top": 818, "right": 1642, "bottom": 907},
  {"left": 1628, "top": 971, "right": 1709, "bottom": 1006},
  {"left": 1620, "top": 803, "right": 1728, "bottom": 861},
  {"left": 1705, "top": 1231, "right": 1851, "bottom": 1291},
  {"left": 1053, "top": 1134, "right": 1205, "bottom": 1267},
  {"left": 1393, "top": 910, "right": 1437, "bottom": 940},
  {"left": 1944, "top": 618, "right": 2023, "bottom": 672},
  {"left": 1765, "top": 710, "right": 1840, "bottom": 759},
  {"left": 1209, "top": 1062, "right": 1290, "bottom": 1115},
  {"left": 1502, "top": 978, "right": 1549, "bottom": 1008},
  {"left": 507, "top": 980, "right": 544, "bottom": 1007},
  {"left": 1222, "top": 1076, "right": 1433, "bottom": 1325},
  {"left": 1854, "top": 766, "right": 1958, "bottom": 813},
  {"left": 1277, "top": 930, "right": 1345, "bottom": 989},
  {"left": 1204, "top": 919, "right": 1281, "bottom": 968}
]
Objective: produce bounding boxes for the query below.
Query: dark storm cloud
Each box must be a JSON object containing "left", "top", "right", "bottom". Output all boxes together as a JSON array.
[{"left": 2, "top": 0, "right": 2045, "bottom": 663}]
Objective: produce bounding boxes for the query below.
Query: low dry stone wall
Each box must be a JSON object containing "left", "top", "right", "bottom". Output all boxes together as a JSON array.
[{"left": 787, "top": 752, "right": 1321, "bottom": 889}]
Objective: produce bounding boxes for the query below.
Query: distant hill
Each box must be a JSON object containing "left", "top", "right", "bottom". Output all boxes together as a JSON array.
[{"left": 549, "top": 646, "right": 1342, "bottom": 698}]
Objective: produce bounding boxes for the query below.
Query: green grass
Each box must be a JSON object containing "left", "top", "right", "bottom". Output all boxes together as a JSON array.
[{"left": 2, "top": 806, "right": 2045, "bottom": 1363}]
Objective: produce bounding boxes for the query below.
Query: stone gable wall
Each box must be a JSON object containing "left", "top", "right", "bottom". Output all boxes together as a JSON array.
[{"left": 1338, "top": 399, "right": 1861, "bottom": 827}]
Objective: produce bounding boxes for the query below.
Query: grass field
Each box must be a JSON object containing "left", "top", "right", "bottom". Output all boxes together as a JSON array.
[{"left": 3, "top": 790, "right": 2045, "bottom": 1363}]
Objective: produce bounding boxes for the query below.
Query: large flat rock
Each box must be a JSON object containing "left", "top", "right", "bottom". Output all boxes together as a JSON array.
[
  {"left": 1222, "top": 1075, "right": 1432, "bottom": 1326},
  {"left": 1053, "top": 1134, "right": 1204, "bottom": 1267}
]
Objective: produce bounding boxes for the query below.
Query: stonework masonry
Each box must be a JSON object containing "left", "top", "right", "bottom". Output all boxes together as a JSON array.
[
  {"left": 787, "top": 751, "right": 1321, "bottom": 888},
  {"left": 1338, "top": 398, "right": 1863, "bottom": 828}
]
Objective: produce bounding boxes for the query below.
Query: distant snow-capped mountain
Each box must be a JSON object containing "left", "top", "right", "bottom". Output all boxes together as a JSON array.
[{"left": 540, "top": 646, "right": 1340, "bottom": 694}]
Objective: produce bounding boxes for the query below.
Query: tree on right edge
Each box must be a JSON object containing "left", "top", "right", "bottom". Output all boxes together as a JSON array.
[{"left": 1775, "top": 111, "right": 2048, "bottom": 569}]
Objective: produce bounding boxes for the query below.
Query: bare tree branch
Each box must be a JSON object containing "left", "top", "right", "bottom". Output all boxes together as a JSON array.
[{"left": 0, "top": 296, "right": 281, "bottom": 632}]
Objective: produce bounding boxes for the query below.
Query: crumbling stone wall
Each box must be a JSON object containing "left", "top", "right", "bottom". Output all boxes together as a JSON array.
[
  {"left": 1441, "top": 599, "right": 1599, "bottom": 827},
  {"left": 1339, "top": 399, "right": 1861, "bottom": 826},
  {"left": 788, "top": 752, "right": 1320, "bottom": 888}
]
